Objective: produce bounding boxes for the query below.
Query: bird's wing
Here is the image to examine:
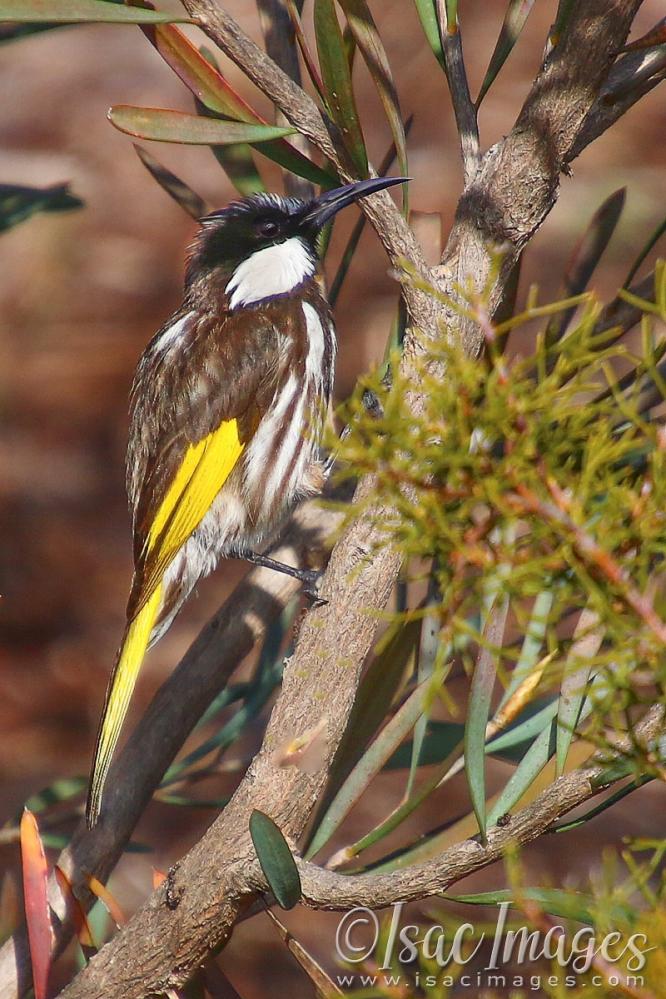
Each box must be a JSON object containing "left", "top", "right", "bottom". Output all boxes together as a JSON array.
[
  {"left": 127, "top": 307, "right": 284, "bottom": 618},
  {"left": 86, "top": 308, "right": 285, "bottom": 826}
]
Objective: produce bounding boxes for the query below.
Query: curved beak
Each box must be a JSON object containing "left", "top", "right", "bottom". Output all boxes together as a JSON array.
[{"left": 301, "top": 176, "right": 410, "bottom": 230}]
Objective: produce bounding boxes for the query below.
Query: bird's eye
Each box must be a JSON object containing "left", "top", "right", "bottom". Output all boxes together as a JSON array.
[{"left": 255, "top": 218, "right": 279, "bottom": 237}]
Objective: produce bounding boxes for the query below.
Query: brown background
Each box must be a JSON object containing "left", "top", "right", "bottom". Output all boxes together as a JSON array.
[{"left": 1, "top": 1, "right": 664, "bottom": 994}]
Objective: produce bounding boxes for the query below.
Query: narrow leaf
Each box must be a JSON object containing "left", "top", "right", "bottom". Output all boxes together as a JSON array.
[
  {"left": 286, "top": 0, "right": 326, "bottom": 98},
  {"left": 249, "top": 810, "right": 302, "bottom": 909},
  {"left": 87, "top": 875, "right": 126, "bottom": 927},
  {"left": 19, "top": 809, "right": 53, "bottom": 999},
  {"left": 554, "top": 777, "right": 653, "bottom": 833},
  {"left": 0, "top": 0, "right": 190, "bottom": 23},
  {"left": 308, "top": 675, "right": 431, "bottom": 860},
  {"left": 0, "top": 182, "right": 82, "bottom": 232},
  {"left": 329, "top": 114, "right": 414, "bottom": 306},
  {"left": 338, "top": 0, "right": 408, "bottom": 181},
  {"left": 407, "top": 576, "right": 439, "bottom": 795},
  {"left": 134, "top": 145, "right": 208, "bottom": 219},
  {"left": 622, "top": 214, "right": 666, "bottom": 289},
  {"left": 476, "top": 1, "right": 535, "bottom": 107},
  {"left": 464, "top": 596, "right": 508, "bottom": 843},
  {"left": 386, "top": 721, "right": 465, "bottom": 768},
  {"left": 141, "top": 24, "right": 259, "bottom": 122},
  {"left": 265, "top": 909, "right": 343, "bottom": 996},
  {"left": 54, "top": 866, "right": 95, "bottom": 953},
  {"left": 413, "top": 0, "right": 445, "bottom": 67},
  {"left": 556, "top": 608, "right": 603, "bottom": 776},
  {"left": 449, "top": 889, "right": 634, "bottom": 926},
  {"left": 486, "top": 718, "right": 557, "bottom": 828},
  {"left": 108, "top": 107, "right": 296, "bottom": 145},
  {"left": 314, "top": 0, "right": 368, "bottom": 175}
]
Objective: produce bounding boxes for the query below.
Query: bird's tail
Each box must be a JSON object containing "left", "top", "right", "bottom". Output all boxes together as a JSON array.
[{"left": 86, "top": 584, "right": 162, "bottom": 827}]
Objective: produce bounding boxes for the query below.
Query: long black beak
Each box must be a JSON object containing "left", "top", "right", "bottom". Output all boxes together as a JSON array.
[{"left": 301, "top": 176, "right": 409, "bottom": 230}]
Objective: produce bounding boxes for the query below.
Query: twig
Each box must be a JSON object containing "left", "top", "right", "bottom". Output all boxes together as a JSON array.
[
  {"left": 436, "top": 1, "right": 480, "bottom": 185},
  {"left": 255, "top": 0, "right": 315, "bottom": 199}
]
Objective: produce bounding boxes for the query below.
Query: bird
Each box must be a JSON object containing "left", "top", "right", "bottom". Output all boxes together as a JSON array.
[{"left": 86, "top": 175, "right": 408, "bottom": 827}]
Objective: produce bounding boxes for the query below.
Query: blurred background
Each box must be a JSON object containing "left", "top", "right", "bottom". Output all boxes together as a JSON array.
[{"left": 1, "top": 1, "right": 664, "bottom": 994}]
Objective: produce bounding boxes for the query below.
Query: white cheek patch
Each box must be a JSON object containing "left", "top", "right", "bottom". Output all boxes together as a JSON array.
[{"left": 226, "top": 237, "right": 315, "bottom": 309}]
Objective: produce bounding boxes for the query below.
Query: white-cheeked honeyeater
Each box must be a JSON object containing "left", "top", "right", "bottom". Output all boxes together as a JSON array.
[{"left": 86, "top": 175, "right": 408, "bottom": 826}]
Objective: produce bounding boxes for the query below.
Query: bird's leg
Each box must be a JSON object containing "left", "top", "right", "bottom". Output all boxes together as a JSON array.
[{"left": 235, "top": 549, "right": 324, "bottom": 600}]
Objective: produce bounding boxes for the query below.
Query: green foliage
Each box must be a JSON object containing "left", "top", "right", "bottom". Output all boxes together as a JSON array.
[
  {"left": 0, "top": 182, "right": 82, "bottom": 232},
  {"left": 334, "top": 264, "right": 666, "bottom": 781}
]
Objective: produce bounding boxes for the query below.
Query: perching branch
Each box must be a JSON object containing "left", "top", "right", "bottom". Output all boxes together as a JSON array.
[{"left": 436, "top": 2, "right": 480, "bottom": 185}]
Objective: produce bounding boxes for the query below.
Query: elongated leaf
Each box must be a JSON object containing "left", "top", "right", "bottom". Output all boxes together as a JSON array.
[
  {"left": 20, "top": 810, "right": 53, "bottom": 999},
  {"left": 286, "top": 0, "right": 326, "bottom": 98},
  {"left": 449, "top": 889, "right": 634, "bottom": 926},
  {"left": 623, "top": 214, "right": 666, "bottom": 289},
  {"left": 109, "top": 107, "right": 296, "bottom": 145},
  {"left": 24, "top": 776, "right": 86, "bottom": 813},
  {"left": 338, "top": 0, "right": 408, "bottom": 183},
  {"left": 266, "top": 909, "right": 343, "bottom": 996},
  {"left": 329, "top": 114, "right": 414, "bottom": 306},
  {"left": 0, "top": 0, "right": 189, "bottom": 23},
  {"left": 476, "top": 1, "right": 535, "bottom": 107},
  {"left": 407, "top": 576, "right": 440, "bottom": 794},
  {"left": 134, "top": 145, "right": 208, "bottom": 219},
  {"left": 87, "top": 875, "right": 126, "bottom": 927},
  {"left": 485, "top": 698, "right": 559, "bottom": 756},
  {"left": 314, "top": 0, "right": 368, "bottom": 175},
  {"left": 464, "top": 596, "right": 508, "bottom": 843},
  {"left": 54, "top": 866, "right": 95, "bottom": 953},
  {"left": 554, "top": 776, "right": 654, "bottom": 833},
  {"left": 249, "top": 811, "right": 301, "bottom": 909},
  {"left": 414, "top": 0, "right": 445, "bottom": 67},
  {"left": 0, "top": 182, "right": 82, "bottom": 233},
  {"left": 556, "top": 608, "right": 602, "bottom": 776},
  {"left": 498, "top": 589, "right": 553, "bottom": 710},
  {"left": 142, "top": 24, "right": 259, "bottom": 122},
  {"left": 546, "top": 188, "right": 626, "bottom": 346},
  {"left": 487, "top": 718, "right": 557, "bottom": 828},
  {"left": 308, "top": 676, "right": 431, "bottom": 861}
]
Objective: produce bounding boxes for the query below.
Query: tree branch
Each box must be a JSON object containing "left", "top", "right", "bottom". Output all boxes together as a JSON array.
[{"left": 297, "top": 705, "right": 665, "bottom": 909}]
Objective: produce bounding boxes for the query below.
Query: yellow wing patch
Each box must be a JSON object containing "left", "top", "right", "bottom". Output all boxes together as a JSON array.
[{"left": 137, "top": 417, "right": 246, "bottom": 612}]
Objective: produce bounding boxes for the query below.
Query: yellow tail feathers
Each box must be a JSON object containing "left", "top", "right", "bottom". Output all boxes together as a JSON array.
[{"left": 86, "top": 585, "right": 162, "bottom": 827}]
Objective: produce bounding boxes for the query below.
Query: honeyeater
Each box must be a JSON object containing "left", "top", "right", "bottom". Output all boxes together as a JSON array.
[{"left": 86, "top": 175, "right": 408, "bottom": 826}]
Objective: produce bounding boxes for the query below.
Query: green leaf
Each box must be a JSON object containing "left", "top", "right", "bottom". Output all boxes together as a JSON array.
[
  {"left": 413, "top": 0, "right": 445, "bottom": 67},
  {"left": 134, "top": 145, "right": 208, "bottom": 219},
  {"left": 464, "top": 596, "right": 508, "bottom": 843},
  {"left": 0, "top": 182, "right": 82, "bottom": 232},
  {"left": 249, "top": 811, "right": 302, "bottom": 910},
  {"left": 487, "top": 717, "right": 557, "bottom": 828},
  {"left": 24, "top": 777, "right": 86, "bottom": 813},
  {"left": 556, "top": 608, "right": 602, "bottom": 776},
  {"left": 0, "top": 0, "right": 190, "bottom": 23},
  {"left": 286, "top": 0, "right": 326, "bottom": 99},
  {"left": 307, "top": 676, "right": 431, "bottom": 860},
  {"left": 449, "top": 888, "right": 634, "bottom": 927},
  {"left": 476, "top": 1, "right": 535, "bottom": 107},
  {"left": 554, "top": 777, "right": 654, "bottom": 833},
  {"left": 108, "top": 107, "right": 296, "bottom": 146},
  {"left": 623, "top": 214, "right": 666, "bottom": 289},
  {"left": 338, "top": 0, "right": 408, "bottom": 184},
  {"left": 407, "top": 576, "right": 440, "bottom": 793},
  {"left": 314, "top": 0, "right": 368, "bottom": 176}
]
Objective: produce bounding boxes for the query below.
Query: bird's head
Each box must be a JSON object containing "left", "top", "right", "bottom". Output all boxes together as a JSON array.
[{"left": 186, "top": 176, "right": 408, "bottom": 304}]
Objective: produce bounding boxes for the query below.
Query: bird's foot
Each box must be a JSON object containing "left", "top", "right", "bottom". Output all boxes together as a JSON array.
[{"left": 236, "top": 550, "right": 326, "bottom": 603}]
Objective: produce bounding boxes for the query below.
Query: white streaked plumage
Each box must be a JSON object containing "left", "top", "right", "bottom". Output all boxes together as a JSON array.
[
  {"left": 226, "top": 237, "right": 315, "bottom": 309},
  {"left": 153, "top": 311, "right": 196, "bottom": 354},
  {"left": 243, "top": 371, "right": 300, "bottom": 495}
]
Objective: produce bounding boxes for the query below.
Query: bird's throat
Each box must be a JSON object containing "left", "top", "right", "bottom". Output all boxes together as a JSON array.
[{"left": 225, "top": 237, "right": 316, "bottom": 309}]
